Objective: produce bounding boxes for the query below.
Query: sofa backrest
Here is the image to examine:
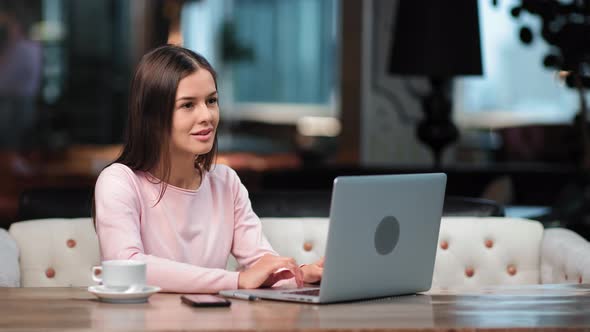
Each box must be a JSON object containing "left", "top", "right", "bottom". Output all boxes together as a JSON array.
[
  {"left": 9, "top": 218, "right": 100, "bottom": 287},
  {"left": 433, "top": 217, "right": 543, "bottom": 289},
  {"left": 8, "top": 216, "right": 548, "bottom": 288},
  {"left": 254, "top": 217, "right": 544, "bottom": 289}
]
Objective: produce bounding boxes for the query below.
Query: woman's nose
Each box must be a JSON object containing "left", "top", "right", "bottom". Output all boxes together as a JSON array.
[{"left": 196, "top": 103, "right": 214, "bottom": 123}]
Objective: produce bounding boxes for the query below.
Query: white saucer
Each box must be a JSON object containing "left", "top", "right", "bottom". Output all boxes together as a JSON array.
[{"left": 88, "top": 285, "right": 161, "bottom": 304}]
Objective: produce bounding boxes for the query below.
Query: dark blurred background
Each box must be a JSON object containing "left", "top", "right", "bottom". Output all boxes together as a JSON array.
[{"left": 2, "top": 0, "right": 590, "bottom": 238}]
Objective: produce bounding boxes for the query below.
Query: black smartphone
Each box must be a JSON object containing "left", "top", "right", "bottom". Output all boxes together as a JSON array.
[{"left": 181, "top": 294, "right": 231, "bottom": 307}]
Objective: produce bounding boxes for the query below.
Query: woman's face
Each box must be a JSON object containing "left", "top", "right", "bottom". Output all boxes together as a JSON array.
[{"left": 169, "top": 69, "right": 219, "bottom": 158}]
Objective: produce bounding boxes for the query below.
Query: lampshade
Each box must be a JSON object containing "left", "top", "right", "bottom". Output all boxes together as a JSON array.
[{"left": 389, "top": 0, "right": 483, "bottom": 77}]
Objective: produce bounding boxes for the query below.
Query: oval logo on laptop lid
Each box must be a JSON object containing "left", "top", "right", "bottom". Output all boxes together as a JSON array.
[{"left": 374, "top": 216, "right": 400, "bottom": 255}]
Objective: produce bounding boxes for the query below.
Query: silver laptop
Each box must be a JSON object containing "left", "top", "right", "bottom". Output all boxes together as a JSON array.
[{"left": 220, "top": 173, "right": 446, "bottom": 304}]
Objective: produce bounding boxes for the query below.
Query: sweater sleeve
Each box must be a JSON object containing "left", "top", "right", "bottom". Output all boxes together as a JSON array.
[
  {"left": 228, "top": 167, "right": 279, "bottom": 268},
  {"left": 94, "top": 164, "right": 239, "bottom": 293}
]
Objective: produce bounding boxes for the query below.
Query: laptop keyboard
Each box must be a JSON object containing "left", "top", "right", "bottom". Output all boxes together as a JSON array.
[{"left": 284, "top": 288, "right": 320, "bottom": 297}]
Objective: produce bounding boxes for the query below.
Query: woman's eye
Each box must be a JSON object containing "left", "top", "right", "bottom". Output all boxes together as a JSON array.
[
  {"left": 207, "top": 97, "right": 218, "bottom": 105},
  {"left": 181, "top": 102, "right": 193, "bottom": 109}
]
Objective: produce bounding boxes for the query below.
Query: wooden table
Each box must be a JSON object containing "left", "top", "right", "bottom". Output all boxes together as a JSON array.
[{"left": 2, "top": 285, "right": 590, "bottom": 331}]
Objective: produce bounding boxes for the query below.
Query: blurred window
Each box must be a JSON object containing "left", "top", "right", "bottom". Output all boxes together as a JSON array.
[
  {"left": 182, "top": 0, "right": 339, "bottom": 123},
  {"left": 454, "top": 0, "right": 583, "bottom": 129}
]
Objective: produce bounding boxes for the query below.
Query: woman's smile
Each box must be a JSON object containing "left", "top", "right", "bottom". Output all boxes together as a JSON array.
[{"left": 191, "top": 128, "right": 214, "bottom": 142}]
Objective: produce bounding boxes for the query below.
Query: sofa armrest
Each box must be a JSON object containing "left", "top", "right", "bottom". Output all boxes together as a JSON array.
[
  {"left": 541, "top": 227, "right": 590, "bottom": 284},
  {"left": 0, "top": 229, "right": 20, "bottom": 287}
]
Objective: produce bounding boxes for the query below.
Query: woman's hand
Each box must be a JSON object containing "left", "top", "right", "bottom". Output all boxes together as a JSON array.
[
  {"left": 301, "top": 256, "right": 324, "bottom": 284},
  {"left": 238, "top": 254, "right": 304, "bottom": 289}
]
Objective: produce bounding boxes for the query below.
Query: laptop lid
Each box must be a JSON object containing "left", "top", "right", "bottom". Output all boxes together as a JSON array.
[{"left": 317, "top": 173, "right": 446, "bottom": 303}]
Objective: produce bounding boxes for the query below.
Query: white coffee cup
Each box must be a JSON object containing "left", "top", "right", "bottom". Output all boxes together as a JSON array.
[{"left": 92, "top": 260, "right": 146, "bottom": 291}]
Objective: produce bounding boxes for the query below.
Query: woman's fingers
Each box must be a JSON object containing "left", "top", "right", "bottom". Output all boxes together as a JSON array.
[
  {"left": 291, "top": 263, "right": 304, "bottom": 287},
  {"left": 317, "top": 256, "right": 325, "bottom": 267},
  {"left": 269, "top": 259, "right": 303, "bottom": 287},
  {"left": 302, "top": 262, "right": 323, "bottom": 284},
  {"left": 263, "top": 269, "right": 295, "bottom": 287},
  {"left": 240, "top": 254, "right": 304, "bottom": 289}
]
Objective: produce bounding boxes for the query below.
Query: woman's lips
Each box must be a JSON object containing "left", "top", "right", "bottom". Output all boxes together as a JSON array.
[
  {"left": 196, "top": 128, "right": 213, "bottom": 135},
  {"left": 191, "top": 128, "right": 213, "bottom": 141}
]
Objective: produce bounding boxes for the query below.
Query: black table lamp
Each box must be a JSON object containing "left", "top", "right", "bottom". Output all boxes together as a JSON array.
[{"left": 389, "top": 0, "right": 483, "bottom": 167}]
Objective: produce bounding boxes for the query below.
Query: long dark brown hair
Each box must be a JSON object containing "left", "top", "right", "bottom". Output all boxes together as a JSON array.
[{"left": 95, "top": 45, "right": 218, "bottom": 218}]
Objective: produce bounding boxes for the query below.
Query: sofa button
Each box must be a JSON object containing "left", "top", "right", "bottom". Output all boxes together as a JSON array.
[
  {"left": 440, "top": 241, "right": 449, "bottom": 250},
  {"left": 484, "top": 239, "right": 494, "bottom": 248},
  {"left": 45, "top": 268, "right": 55, "bottom": 279},
  {"left": 303, "top": 242, "right": 313, "bottom": 252},
  {"left": 66, "top": 239, "right": 77, "bottom": 248},
  {"left": 507, "top": 264, "right": 517, "bottom": 276},
  {"left": 465, "top": 267, "right": 474, "bottom": 278}
]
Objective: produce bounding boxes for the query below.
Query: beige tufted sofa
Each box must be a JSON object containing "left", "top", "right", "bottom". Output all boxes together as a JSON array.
[
  {"left": 5, "top": 217, "right": 590, "bottom": 288},
  {"left": 8, "top": 218, "right": 100, "bottom": 287}
]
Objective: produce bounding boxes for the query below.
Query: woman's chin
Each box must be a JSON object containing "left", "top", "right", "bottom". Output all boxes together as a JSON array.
[{"left": 191, "top": 145, "right": 214, "bottom": 156}]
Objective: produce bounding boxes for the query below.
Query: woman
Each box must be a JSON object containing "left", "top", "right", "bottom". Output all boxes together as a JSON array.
[{"left": 94, "top": 45, "right": 323, "bottom": 293}]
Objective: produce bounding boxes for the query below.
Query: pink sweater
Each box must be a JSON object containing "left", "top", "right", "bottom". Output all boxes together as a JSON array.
[{"left": 94, "top": 163, "right": 278, "bottom": 293}]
